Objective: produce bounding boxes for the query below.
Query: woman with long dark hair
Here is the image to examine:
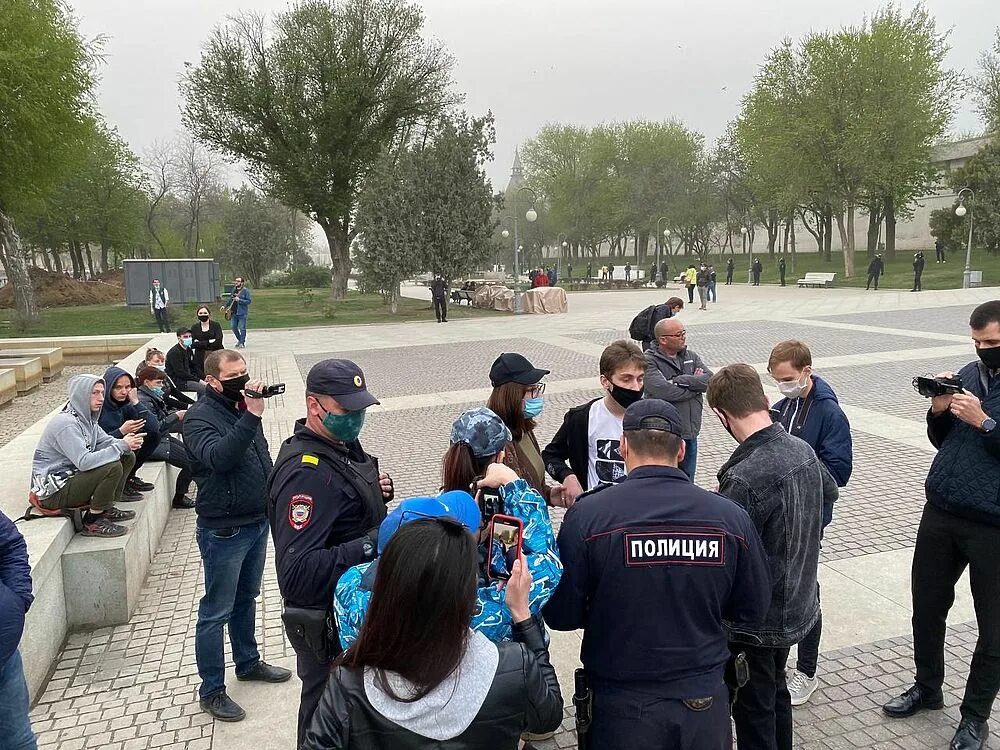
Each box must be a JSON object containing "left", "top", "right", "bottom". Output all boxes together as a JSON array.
[
  {"left": 306, "top": 519, "right": 562, "bottom": 749},
  {"left": 189, "top": 305, "right": 224, "bottom": 378}
]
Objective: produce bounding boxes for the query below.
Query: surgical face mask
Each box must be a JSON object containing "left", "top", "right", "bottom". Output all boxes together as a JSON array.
[
  {"left": 322, "top": 408, "right": 366, "bottom": 443},
  {"left": 522, "top": 396, "right": 545, "bottom": 419},
  {"left": 153, "top": 363, "right": 165, "bottom": 371},
  {"left": 181, "top": 337, "right": 193, "bottom": 348},
  {"left": 219, "top": 373, "right": 250, "bottom": 402},
  {"left": 609, "top": 384, "right": 643, "bottom": 409},
  {"left": 977, "top": 345, "right": 1000, "bottom": 371},
  {"left": 777, "top": 377, "right": 808, "bottom": 399},
  {"left": 150, "top": 385, "right": 165, "bottom": 397}
]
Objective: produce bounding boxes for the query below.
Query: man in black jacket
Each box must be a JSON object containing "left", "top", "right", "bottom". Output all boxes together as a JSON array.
[
  {"left": 882, "top": 301, "right": 1000, "bottom": 750},
  {"left": 543, "top": 341, "right": 646, "bottom": 506},
  {"left": 166, "top": 327, "right": 206, "bottom": 396},
  {"left": 267, "top": 359, "right": 393, "bottom": 747},
  {"left": 708, "top": 364, "right": 836, "bottom": 750},
  {"left": 430, "top": 275, "right": 448, "bottom": 323},
  {"left": 866, "top": 254, "right": 885, "bottom": 290},
  {"left": 912, "top": 251, "right": 925, "bottom": 292},
  {"left": 183, "top": 349, "right": 291, "bottom": 722}
]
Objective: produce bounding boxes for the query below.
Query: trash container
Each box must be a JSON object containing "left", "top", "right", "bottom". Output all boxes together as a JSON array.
[{"left": 969, "top": 270, "right": 984, "bottom": 288}]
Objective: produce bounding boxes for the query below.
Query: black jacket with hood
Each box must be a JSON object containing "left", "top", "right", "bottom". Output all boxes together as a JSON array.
[{"left": 98, "top": 367, "right": 161, "bottom": 445}]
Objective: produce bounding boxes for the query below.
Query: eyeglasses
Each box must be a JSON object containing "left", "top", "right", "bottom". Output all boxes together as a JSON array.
[
  {"left": 526, "top": 383, "right": 546, "bottom": 397},
  {"left": 661, "top": 330, "right": 687, "bottom": 338}
]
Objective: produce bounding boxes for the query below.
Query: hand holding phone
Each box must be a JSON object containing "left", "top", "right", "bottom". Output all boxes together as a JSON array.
[{"left": 487, "top": 514, "right": 523, "bottom": 582}]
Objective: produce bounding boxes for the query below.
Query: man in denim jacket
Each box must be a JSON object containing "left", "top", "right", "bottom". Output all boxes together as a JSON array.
[{"left": 708, "top": 364, "right": 838, "bottom": 750}]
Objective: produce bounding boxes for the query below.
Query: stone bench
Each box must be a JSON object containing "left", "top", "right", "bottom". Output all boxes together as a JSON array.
[
  {"left": 0, "top": 334, "right": 163, "bottom": 363},
  {"left": 0, "top": 368, "right": 15, "bottom": 407},
  {"left": 1, "top": 357, "right": 43, "bottom": 394},
  {"left": 0, "top": 347, "right": 64, "bottom": 381}
]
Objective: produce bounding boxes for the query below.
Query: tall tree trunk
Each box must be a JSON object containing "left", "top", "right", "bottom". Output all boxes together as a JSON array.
[
  {"left": 50, "top": 247, "right": 63, "bottom": 273},
  {"left": 844, "top": 203, "right": 857, "bottom": 278},
  {"left": 823, "top": 205, "right": 833, "bottom": 262},
  {"left": 322, "top": 220, "right": 351, "bottom": 299},
  {"left": 389, "top": 283, "right": 399, "bottom": 314},
  {"left": 789, "top": 213, "right": 797, "bottom": 273},
  {"left": 884, "top": 195, "right": 896, "bottom": 260},
  {"left": 100, "top": 240, "right": 110, "bottom": 273},
  {"left": 84, "top": 244, "right": 96, "bottom": 279},
  {"left": 68, "top": 241, "right": 83, "bottom": 279},
  {"left": 38, "top": 248, "right": 52, "bottom": 271},
  {"left": 866, "top": 207, "right": 881, "bottom": 259},
  {"left": 766, "top": 208, "right": 779, "bottom": 255},
  {"left": 834, "top": 210, "right": 849, "bottom": 252},
  {"left": 0, "top": 210, "right": 39, "bottom": 323}
]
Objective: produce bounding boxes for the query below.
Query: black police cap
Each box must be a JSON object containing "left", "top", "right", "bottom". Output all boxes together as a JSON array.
[{"left": 306, "top": 359, "right": 379, "bottom": 411}]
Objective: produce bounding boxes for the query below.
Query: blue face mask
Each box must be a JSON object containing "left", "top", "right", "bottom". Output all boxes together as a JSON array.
[
  {"left": 181, "top": 337, "right": 193, "bottom": 348},
  {"left": 522, "top": 397, "right": 544, "bottom": 419},
  {"left": 150, "top": 385, "right": 165, "bottom": 397},
  {"left": 322, "top": 408, "right": 366, "bottom": 443}
]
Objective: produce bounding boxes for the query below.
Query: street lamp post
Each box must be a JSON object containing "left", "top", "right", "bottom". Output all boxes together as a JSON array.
[
  {"left": 655, "top": 217, "right": 669, "bottom": 282},
  {"left": 500, "top": 217, "right": 516, "bottom": 273},
  {"left": 740, "top": 226, "right": 748, "bottom": 255},
  {"left": 556, "top": 232, "right": 569, "bottom": 278},
  {"left": 513, "top": 186, "right": 538, "bottom": 284},
  {"left": 956, "top": 188, "right": 975, "bottom": 289}
]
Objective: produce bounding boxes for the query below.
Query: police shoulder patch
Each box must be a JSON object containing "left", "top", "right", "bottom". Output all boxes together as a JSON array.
[
  {"left": 288, "top": 494, "right": 314, "bottom": 530},
  {"left": 301, "top": 454, "right": 319, "bottom": 467},
  {"left": 624, "top": 529, "right": 725, "bottom": 567}
]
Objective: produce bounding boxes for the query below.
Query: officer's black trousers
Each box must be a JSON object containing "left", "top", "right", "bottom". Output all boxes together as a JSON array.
[
  {"left": 589, "top": 682, "right": 730, "bottom": 750},
  {"left": 433, "top": 297, "right": 447, "bottom": 322},
  {"left": 912, "top": 503, "right": 1000, "bottom": 722},
  {"left": 866, "top": 273, "right": 879, "bottom": 290},
  {"left": 294, "top": 647, "right": 334, "bottom": 749},
  {"left": 731, "top": 644, "right": 792, "bottom": 750}
]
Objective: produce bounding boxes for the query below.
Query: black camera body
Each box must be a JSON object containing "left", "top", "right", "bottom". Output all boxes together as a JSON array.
[
  {"left": 244, "top": 383, "right": 286, "bottom": 399},
  {"left": 912, "top": 376, "right": 963, "bottom": 398}
]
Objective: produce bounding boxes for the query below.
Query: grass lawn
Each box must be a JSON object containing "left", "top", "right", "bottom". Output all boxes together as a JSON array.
[{"left": 0, "top": 288, "right": 500, "bottom": 338}]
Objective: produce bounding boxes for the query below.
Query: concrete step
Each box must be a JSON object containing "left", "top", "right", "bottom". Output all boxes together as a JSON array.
[
  {"left": 0, "top": 357, "right": 43, "bottom": 394},
  {"left": 0, "top": 347, "right": 64, "bottom": 381}
]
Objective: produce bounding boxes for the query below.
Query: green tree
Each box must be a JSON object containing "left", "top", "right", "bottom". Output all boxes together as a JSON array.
[
  {"left": 930, "top": 141, "right": 1000, "bottom": 256},
  {"left": 973, "top": 29, "right": 1000, "bottom": 133},
  {"left": 181, "top": 0, "right": 455, "bottom": 299},
  {"left": 216, "top": 187, "right": 306, "bottom": 286},
  {"left": 0, "top": 0, "right": 95, "bottom": 322}
]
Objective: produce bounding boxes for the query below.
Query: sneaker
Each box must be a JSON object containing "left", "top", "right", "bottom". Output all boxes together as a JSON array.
[
  {"left": 128, "top": 477, "right": 155, "bottom": 492},
  {"left": 172, "top": 495, "right": 196, "bottom": 509},
  {"left": 199, "top": 690, "right": 246, "bottom": 722},
  {"left": 237, "top": 660, "right": 292, "bottom": 683},
  {"left": 103, "top": 507, "right": 136, "bottom": 522},
  {"left": 120, "top": 486, "right": 143, "bottom": 502},
  {"left": 81, "top": 516, "right": 127, "bottom": 538},
  {"left": 788, "top": 669, "right": 818, "bottom": 706}
]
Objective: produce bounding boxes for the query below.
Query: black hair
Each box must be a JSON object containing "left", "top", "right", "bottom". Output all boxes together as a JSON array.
[
  {"left": 176, "top": 326, "right": 191, "bottom": 337},
  {"left": 340, "top": 519, "right": 478, "bottom": 702},
  {"left": 624, "top": 429, "right": 683, "bottom": 458},
  {"left": 970, "top": 301, "right": 1000, "bottom": 331}
]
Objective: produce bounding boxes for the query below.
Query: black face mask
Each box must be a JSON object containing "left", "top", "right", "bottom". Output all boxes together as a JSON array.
[
  {"left": 219, "top": 373, "right": 250, "bottom": 402},
  {"left": 198, "top": 314, "right": 210, "bottom": 322},
  {"left": 609, "top": 384, "right": 643, "bottom": 409},
  {"left": 716, "top": 408, "right": 737, "bottom": 443},
  {"left": 978, "top": 346, "right": 1000, "bottom": 371}
]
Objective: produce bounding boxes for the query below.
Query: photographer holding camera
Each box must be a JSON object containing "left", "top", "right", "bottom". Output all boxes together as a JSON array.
[{"left": 882, "top": 301, "right": 1000, "bottom": 750}]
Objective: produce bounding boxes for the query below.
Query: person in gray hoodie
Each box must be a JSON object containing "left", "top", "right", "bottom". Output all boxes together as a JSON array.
[
  {"left": 643, "top": 317, "right": 713, "bottom": 481},
  {"left": 30, "top": 374, "right": 144, "bottom": 537}
]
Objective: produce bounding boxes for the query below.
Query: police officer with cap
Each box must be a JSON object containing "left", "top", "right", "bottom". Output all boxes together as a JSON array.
[
  {"left": 267, "top": 358, "right": 394, "bottom": 748},
  {"left": 542, "top": 399, "right": 771, "bottom": 749}
]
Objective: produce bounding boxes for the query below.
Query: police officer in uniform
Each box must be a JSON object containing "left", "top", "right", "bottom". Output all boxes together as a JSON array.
[
  {"left": 543, "top": 400, "right": 771, "bottom": 749},
  {"left": 267, "top": 359, "right": 394, "bottom": 748}
]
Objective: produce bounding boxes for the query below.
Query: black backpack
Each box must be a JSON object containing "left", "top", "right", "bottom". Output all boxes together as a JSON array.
[{"left": 629, "top": 305, "right": 657, "bottom": 341}]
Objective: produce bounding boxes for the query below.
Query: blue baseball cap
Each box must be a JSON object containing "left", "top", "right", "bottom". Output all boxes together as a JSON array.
[{"left": 377, "top": 493, "right": 481, "bottom": 555}]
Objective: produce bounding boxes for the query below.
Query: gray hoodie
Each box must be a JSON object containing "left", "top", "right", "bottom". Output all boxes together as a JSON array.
[{"left": 31, "top": 374, "right": 128, "bottom": 498}]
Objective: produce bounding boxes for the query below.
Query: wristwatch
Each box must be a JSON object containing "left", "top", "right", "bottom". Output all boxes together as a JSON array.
[{"left": 982, "top": 417, "right": 997, "bottom": 433}]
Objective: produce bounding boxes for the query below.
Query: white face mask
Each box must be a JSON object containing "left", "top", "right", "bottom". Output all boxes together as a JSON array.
[{"left": 777, "top": 375, "right": 809, "bottom": 399}]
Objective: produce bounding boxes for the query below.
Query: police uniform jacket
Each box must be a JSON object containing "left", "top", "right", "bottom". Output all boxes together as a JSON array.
[
  {"left": 542, "top": 465, "right": 770, "bottom": 698},
  {"left": 267, "top": 420, "right": 389, "bottom": 610}
]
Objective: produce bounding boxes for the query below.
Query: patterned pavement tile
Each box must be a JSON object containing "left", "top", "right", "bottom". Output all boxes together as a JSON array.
[
  {"left": 814, "top": 305, "right": 976, "bottom": 337},
  {"left": 295, "top": 338, "right": 600, "bottom": 398}
]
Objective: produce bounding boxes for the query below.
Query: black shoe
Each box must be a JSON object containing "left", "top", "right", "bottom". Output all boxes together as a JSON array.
[
  {"left": 882, "top": 684, "right": 944, "bottom": 718},
  {"left": 199, "top": 691, "right": 246, "bottom": 722},
  {"left": 103, "top": 506, "right": 136, "bottom": 522},
  {"left": 120, "top": 487, "right": 143, "bottom": 502},
  {"left": 172, "top": 495, "right": 196, "bottom": 509},
  {"left": 128, "top": 477, "right": 155, "bottom": 492},
  {"left": 237, "top": 661, "right": 292, "bottom": 683},
  {"left": 81, "top": 516, "right": 127, "bottom": 538},
  {"left": 951, "top": 718, "right": 989, "bottom": 750}
]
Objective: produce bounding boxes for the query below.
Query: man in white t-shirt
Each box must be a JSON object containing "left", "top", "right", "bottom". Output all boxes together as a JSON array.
[{"left": 543, "top": 340, "right": 646, "bottom": 505}]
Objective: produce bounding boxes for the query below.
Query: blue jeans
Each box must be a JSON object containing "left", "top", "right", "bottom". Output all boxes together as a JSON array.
[
  {"left": 0, "top": 651, "right": 37, "bottom": 749},
  {"left": 195, "top": 518, "right": 268, "bottom": 698},
  {"left": 231, "top": 314, "right": 247, "bottom": 346},
  {"left": 708, "top": 281, "right": 717, "bottom": 302},
  {"left": 680, "top": 438, "right": 698, "bottom": 482}
]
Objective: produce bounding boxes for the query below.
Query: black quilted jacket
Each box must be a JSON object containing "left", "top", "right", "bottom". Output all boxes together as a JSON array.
[{"left": 925, "top": 360, "right": 1000, "bottom": 526}]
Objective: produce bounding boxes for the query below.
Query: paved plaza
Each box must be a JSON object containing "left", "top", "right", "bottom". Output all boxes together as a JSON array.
[{"left": 24, "top": 281, "right": 1000, "bottom": 750}]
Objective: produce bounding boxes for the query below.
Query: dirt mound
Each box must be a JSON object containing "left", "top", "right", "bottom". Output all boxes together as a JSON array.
[{"left": 0, "top": 267, "right": 124, "bottom": 309}]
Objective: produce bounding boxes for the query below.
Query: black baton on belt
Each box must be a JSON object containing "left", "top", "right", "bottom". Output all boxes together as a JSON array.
[{"left": 573, "top": 668, "right": 592, "bottom": 750}]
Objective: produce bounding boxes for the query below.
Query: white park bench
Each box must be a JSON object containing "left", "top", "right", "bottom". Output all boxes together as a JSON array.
[{"left": 797, "top": 272, "right": 837, "bottom": 288}]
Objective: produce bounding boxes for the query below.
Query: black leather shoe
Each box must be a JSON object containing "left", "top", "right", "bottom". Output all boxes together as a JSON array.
[
  {"left": 237, "top": 661, "right": 292, "bottom": 683},
  {"left": 128, "top": 477, "right": 155, "bottom": 492},
  {"left": 951, "top": 718, "right": 989, "bottom": 750},
  {"left": 172, "top": 495, "right": 196, "bottom": 509},
  {"left": 199, "top": 690, "right": 245, "bottom": 722},
  {"left": 882, "top": 684, "right": 944, "bottom": 718},
  {"left": 120, "top": 487, "right": 143, "bottom": 502}
]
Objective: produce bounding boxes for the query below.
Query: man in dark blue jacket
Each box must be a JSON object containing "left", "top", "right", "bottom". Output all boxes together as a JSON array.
[
  {"left": 882, "top": 301, "right": 1000, "bottom": 750},
  {"left": 183, "top": 349, "right": 290, "bottom": 722},
  {"left": 544, "top": 399, "right": 771, "bottom": 750},
  {"left": 768, "top": 340, "right": 853, "bottom": 705},
  {"left": 99, "top": 366, "right": 161, "bottom": 498},
  {"left": 0, "top": 512, "right": 37, "bottom": 749}
]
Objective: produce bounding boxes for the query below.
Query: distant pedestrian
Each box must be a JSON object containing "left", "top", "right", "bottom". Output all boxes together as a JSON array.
[
  {"left": 532, "top": 269, "right": 550, "bottom": 288},
  {"left": 726, "top": 258, "right": 735, "bottom": 285},
  {"left": 752, "top": 257, "right": 763, "bottom": 286},
  {"left": 684, "top": 264, "right": 697, "bottom": 303},
  {"left": 607, "top": 263, "right": 615, "bottom": 280},
  {"left": 708, "top": 265, "right": 718, "bottom": 302},
  {"left": 911, "top": 252, "right": 925, "bottom": 292},
  {"left": 149, "top": 279, "right": 170, "bottom": 333},
  {"left": 779, "top": 257, "right": 787, "bottom": 287},
  {"left": 660, "top": 262, "right": 669, "bottom": 283},
  {"left": 624, "top": 262, "right": 632, "bottom": 282},
  {"left": 587, "top": 263, "right": 593, "bottom": 279},
  {"left": 229, "top": 276, "right": 252, "bottom": 348},
  {"left": 935, "top": 238, "right": 946, "bottom": 263},
  {"left": 567, "top": 264, "right": 573, "bottom": 279},
  {"left": 648, "top": 263, "right": 657, "bottom": 285},
  {"left": 548, "top": 267, "right": 557, "bottom": 285},
  {"left": 190, "top": 306, "right": 224, "bottom": 377},
  {"left": 866, "top": 255, "right": 885, "bottom": 291},
  {"left": 696, "top": 264, "right": 710, "bottom": 310},
  {"left": 430, "top": 274, "right": 449, "bottom": 323}
]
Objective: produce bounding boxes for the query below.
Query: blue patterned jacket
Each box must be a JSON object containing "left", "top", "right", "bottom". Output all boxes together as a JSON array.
[{"left": 334, "top": 478, "right": 563, "bottom": 647}]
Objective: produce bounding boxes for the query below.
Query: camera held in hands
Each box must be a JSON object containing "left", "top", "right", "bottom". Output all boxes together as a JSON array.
[
  {"left": 912, "top": 376, "right": 963, "bottom": 398},
  {"left": 243, "top": 383, "right": 286, "bottom": 399}
]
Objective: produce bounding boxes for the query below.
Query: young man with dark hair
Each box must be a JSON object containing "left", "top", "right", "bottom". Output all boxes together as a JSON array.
[
  {"left": 637, "top": 296, "right": 684, "bottom": 354},
  {"left": 708, "top": 364, "right": 837, "bottom": 750},
  {"left": 229, "top": 276, "right": 252, "bottom": 348},
  {"left": 166, "top": 327, "right": 206, "bottom": 396},
  {"left": 543, "top": 340, "right": 646, "bottom": 505},
  {"left": 149, "top": 278, "right": 170, "bottom": 332},
  {"left": 767, "top": 340, "right": 852, "bottom": 706},
  {"left": 883, "top": 300, "right": 1000, "bottom": 750}
]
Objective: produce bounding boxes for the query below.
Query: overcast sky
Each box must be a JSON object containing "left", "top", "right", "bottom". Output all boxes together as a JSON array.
[{"left": 74, "top": 0, "right": 997, "bottom": 192}]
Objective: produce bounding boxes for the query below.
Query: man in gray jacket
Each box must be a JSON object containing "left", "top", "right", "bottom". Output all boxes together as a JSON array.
[
  {"left": 643, "top": 317, "right": 713, "bottom": 480},
  {"left": 30, "top": 374, "right": 144, "bottom": 537}
]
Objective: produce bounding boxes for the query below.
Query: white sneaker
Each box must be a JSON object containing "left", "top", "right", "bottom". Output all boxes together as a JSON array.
[{"left": 787, "top": 669, "right": 818, "bottom": 706}]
